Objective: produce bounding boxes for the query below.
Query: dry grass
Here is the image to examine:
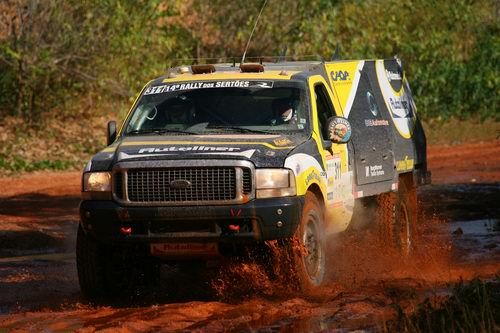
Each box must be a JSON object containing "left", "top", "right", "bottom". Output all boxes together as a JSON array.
[
  {"left": 423, "top": 118, "right": 500, "bottom": 146},
  {"left": 0, "top": 102, "right": 126, "bottom": 176}
]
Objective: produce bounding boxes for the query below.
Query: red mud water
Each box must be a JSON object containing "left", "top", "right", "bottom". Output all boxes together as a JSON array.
[{"left": 0, "top": 141, "right": 499, "bottom": 331}]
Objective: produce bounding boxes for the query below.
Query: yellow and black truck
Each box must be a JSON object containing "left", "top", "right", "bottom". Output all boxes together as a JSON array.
[{"left": 77, "top": 59, "right": 430, "bottom": 299}]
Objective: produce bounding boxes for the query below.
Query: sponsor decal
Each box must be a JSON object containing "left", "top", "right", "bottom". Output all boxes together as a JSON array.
[
  {"left": 151, "top": 243, "right": 218, "bottom": 256},
  {"left": 119, "top": 149, "right": 256, "bottom": 160},
  {"left": 328, "top": 118, "right": 352, "bottom": 142},
  {"left": 366, "top": 91, "right": 379, "bottom": 116},
  {"left": 144, "top": 80, "right": 274, "bottom": 95},
  {"left": 326, "top": 158, "right": 341, "bottom": 181},
  {"left": 305, "top": 171, "right": 323, "bottom": 186},
  {"left": 364, "top": 119, "right": 389, "bottom": 127},
  {"left": 396, "top": 155, "right": 414, "bottom": 172},
  {"left": 326, "top": 154, "right": 342, "bottom": 203},
  {"left": 138, "top": 146, "right": 241, "bottom": 153},
  {"left": 365, "top": 165, "right": 385, "bottom": 177},
  {"left": 385, "top": 69, "right": 402, "bottom": 82},
  {"left": 388, "top": 97, "right": 411, "bottom": 118},
  {"left": 331, "top": 70, "right": 350, "bottom": 82},
  {"left": 328, "top": 177, "right": 334, "bottom": 186},
  {"left": 273, "top": 137, "right": 293, "bottom": 147},
  {"left": 376, "top": 60, "right": 416, "bottom": 138}
]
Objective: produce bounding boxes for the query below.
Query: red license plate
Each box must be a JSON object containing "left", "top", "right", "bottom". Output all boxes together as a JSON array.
[{"left": 150, "top": 242, "right": 219, "bottom": 257}]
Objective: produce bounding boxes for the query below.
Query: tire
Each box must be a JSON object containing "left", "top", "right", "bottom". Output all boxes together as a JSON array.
[
  {"left": 76, "top": 224, "right": 108, "bottom": 301},
  {"left": 376, "top": 175, "right": 417, "bottom": 256},
  {"left": 76, "top": 225, "right": 158, "bottom": 302},
  {"left": 279, "top": 192, "right": 326, "bottom": 291}
]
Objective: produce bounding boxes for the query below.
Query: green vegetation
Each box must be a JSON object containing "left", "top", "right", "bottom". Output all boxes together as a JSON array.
[
  {"left": 0, "top": 157, "right": 75, "bottom": 172},
  {"left": 0, "top": 0, "right": 498, "bottom": 173},
  {"left": 387, "top": 278, "right": 500, "bottom": 333}
]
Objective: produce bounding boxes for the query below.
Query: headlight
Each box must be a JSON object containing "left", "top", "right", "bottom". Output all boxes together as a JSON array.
[
  {"left": 255, "top": 169, "right": 296, "bottom": 198},
  {"left": 83, "top": 172, "right": 112, "bottom": 192}
]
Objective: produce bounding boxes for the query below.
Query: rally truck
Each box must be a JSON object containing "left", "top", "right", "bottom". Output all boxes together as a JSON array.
[{"left": 77, "top": 59, "right": 430, "bottom": 299}]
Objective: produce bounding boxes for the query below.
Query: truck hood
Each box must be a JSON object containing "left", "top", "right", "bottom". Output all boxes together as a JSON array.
[{"left": 88, "top": 134, "right": 306, "bottom": 171}]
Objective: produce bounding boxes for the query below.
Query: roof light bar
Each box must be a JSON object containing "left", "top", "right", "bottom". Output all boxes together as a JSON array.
[
  {"left": 240, "top": 63, "right": 264, "bottom": 73},
  {"left": 191, "top": 64, "right": 216, "bottom": 74}
]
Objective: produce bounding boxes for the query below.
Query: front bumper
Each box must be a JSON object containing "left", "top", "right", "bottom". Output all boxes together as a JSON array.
[{"left": 79, "top": 196, "right": 304, "bottom": 243}]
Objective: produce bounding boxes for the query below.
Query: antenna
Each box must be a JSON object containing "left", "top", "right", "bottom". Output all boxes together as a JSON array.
[
  {"left": 241, "top": 0, "right": 268, "bottom": 64},
  {"left": 331, "top": 43, "right": 341, "bottom": 60},
  {"left": 277, "top": 46, "right": 288, "bottom": 62}
]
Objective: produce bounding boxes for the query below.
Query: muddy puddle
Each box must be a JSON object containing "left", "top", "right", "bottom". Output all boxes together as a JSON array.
[{"left": 0, "top": 214, "right": 498, "bottom": 331}]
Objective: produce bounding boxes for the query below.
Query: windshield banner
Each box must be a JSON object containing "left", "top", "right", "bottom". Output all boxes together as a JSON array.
[{"left": 144, "top": 80, "right": 274, "bottom": 95}]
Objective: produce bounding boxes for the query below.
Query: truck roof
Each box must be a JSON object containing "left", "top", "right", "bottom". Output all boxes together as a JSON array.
[{"left": 150, "top": 60, "right": 366, "bottom": 86}]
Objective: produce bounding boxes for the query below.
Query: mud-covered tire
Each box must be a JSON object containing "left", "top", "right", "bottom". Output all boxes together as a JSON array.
[
  {"left": 76, "top": 225, "right": 158, "bottom": 302},
  {"left": 76, "top": 224, "right": 108, "bottom": 301},
  {"left": 279, "top": 192, "right": 326, "bottom": 291},
  {"left": 376, "top": 175, "right": 417, "bottom": 256}
]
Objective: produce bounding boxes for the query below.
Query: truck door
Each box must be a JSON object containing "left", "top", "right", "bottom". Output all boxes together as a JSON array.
[
  {"left": 309, "top": 76, "right": 354, "bottom": 233},
  {"left": 347, "top": 72, "right": 395, "bottom": 186}
]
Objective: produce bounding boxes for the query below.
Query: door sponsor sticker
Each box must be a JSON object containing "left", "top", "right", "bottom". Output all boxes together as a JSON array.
[
  {"left": 364, "top": 119, "right": 389, "bottom": 127},
  {"left": 365, "top": 165, "right": 385, "bottom": 177}
]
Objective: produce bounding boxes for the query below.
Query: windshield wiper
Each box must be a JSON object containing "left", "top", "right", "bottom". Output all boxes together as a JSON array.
[
  {"left": 207, "top": 126, "right": 273, "bottom": 134},
  {"left": 126, "top": 128, "right": 198, "bottom": 135}
]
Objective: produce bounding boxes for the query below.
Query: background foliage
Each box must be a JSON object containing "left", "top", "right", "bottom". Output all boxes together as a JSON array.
[
  {"left": 0, "top": 0, "right": 498, "bottom": 172},
  {"left": 1, "top": 0, "right": 498, "bottom": 121}
]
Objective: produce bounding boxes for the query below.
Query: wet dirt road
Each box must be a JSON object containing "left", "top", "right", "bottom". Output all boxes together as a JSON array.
[{"left": 0, "top": 141, "right": 499, "bottom": 332}]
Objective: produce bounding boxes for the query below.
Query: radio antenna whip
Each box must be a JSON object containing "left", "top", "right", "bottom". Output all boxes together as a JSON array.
[{"left": 241, "top": 0, "right": 268, "bottom": 64}]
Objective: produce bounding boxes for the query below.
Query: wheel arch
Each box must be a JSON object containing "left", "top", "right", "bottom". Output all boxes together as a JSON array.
[
  {"left": 399, "top": 171, "right": 415, "bottom": 189},
  {"left": 306, "top": 183, "right": 325, "bottom": 210}
]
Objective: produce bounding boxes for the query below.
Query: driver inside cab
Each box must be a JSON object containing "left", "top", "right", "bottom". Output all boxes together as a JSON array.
[{"left": 271, "top": 99, "right": 296, "bottom": 126}]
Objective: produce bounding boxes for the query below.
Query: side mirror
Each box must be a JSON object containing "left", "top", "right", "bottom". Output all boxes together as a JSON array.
[
  {"left": 326, "top": 117, "right": 352, "bottom": 144},
  {"left": 107, "top": 120, "right": 117, "bottom": 146}
]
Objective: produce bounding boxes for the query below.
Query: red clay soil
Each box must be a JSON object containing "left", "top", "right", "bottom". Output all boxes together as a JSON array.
[
  {"left": 427, "top": 140, "right": 500, "bottom": 183},
  {"left": 0, "top": 141, "right": 498, "bottom": 332}
]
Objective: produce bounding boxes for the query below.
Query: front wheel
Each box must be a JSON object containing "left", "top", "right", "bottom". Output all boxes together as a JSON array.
[
  {"left": 76, "top": 225, "right": 159, "bottom": 302},
  {"left": 278, "top": 192, "right": 326, "bottom": 291}
]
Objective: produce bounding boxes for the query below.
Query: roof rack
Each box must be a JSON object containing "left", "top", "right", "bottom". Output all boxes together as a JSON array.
[{"left": 166, "top": 55, "right": 330, "bottom": 76}]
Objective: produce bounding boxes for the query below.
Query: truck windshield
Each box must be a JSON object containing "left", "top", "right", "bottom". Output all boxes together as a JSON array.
[{"left": 124, "top": 80, "right": 308, "bottom": 135}]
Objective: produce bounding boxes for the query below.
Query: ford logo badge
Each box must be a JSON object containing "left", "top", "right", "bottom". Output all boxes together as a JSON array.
[{"left": 170, "top": 179, "right": 191, "bottom": 189}]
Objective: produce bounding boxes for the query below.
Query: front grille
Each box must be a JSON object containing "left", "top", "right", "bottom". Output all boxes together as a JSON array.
[
  {"left": 242, "top": 168, "right": 252, "bottom": 195},
  {"left": 114, "top": 172, "right": 123, "bottom": 199},
  {"left": 126, "top": 167, "right": 237, "bottom": 203}
]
